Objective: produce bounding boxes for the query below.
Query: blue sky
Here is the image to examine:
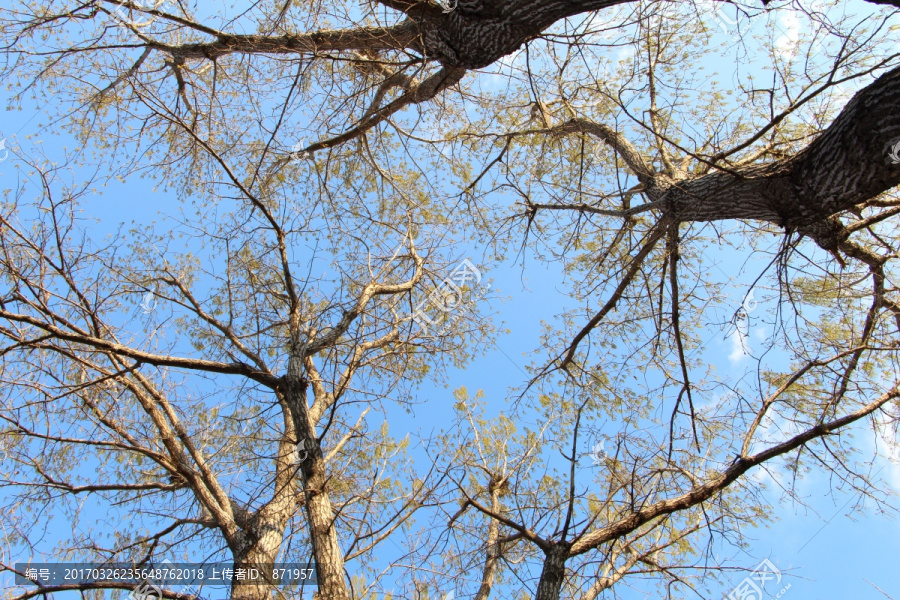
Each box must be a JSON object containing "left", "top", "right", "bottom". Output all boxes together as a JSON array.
[{"left": 1, "top": 0, "right": 899, "bottom": 598}]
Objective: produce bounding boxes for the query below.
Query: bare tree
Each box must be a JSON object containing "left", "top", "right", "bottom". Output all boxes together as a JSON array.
[
  {"left": 1, "top": 0, "right": 899, "bottom": 599},
  {"left": 0, "top": 149, "right": 472, "bottom": 599}
]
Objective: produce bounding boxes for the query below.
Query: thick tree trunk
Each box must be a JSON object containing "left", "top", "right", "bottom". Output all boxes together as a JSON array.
[
  {"left": 409, "top": 0, "right": 900, "bottom": 69},
  {"left": 167, "top": 0, "right": 899, "bottom": 71},
  {"left": 533, "top": 545, "right": 569, "bottom": 600},
  {"left": 228, "top": 404, "right": 300, "bottom": 600},
  {"left": 412, "top": 0, "right": 632, "bottom": 68},
  {"left": 283, "top": 353, "right": 351, "bottom": 600},
  {"left": 474, "top": 480, "right": 504, "bottom": 600},
  {"left": 301, "top": 455, "right": 348, "bottom": 600},
  {"left": 230, "top": 543, "right": 283, "bottom": 600},
  {"left": 661, "top": 66, "right": 900, "bottom": 227}
]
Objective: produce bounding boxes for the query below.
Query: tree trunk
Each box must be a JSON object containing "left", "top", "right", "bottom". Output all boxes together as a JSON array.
[
  {"left": 230, "top": 542, "right": 282, "bottom": 600},
  {"left": 408, "top": 0, "right": 900, "bottom": 69},
  {"left": 228, "top": 403, "right": 300, "bottom": 600},
  {"left": 474, "top": 480, "right": 504, "bottom": 600},
  {"left": 301, "top": 454, "right": 348, "bottom": 600},
  {"left": 660, "top": 65, "right": 900, "bottom": 227},
  {"left": 283, "top": 353, "right": 351, "bottom": 600},
  {"left": 533, "top": 545, "right": 569, "bottom": 600},
  {"left": 412, "top": 0, "right": 633, "bottom": 68}
]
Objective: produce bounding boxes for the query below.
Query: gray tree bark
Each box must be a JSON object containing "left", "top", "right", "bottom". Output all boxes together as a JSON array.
[
  {"left": 658, "top": 65, "right": 900, "bottom": 227},
  {"left": 533, "top": 545, "right": 570, "bottom": 600},
  {"left": 283, "top": 351, "right": 351, "bottom": 600}
]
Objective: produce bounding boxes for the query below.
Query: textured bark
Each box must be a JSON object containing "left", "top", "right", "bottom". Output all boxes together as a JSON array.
[
  {"left": 660, "top": 65, "right": 900, "bottom": 227},
  {"left": 156, "top": 0, "right": 634, "bottom": 69},
  {"left": 533, "top": 545, "right": 569, "bottom": 600},
  {"left": 283, "top": 353, "right": 351, "bottom": 600},
  {"left": 228, "top": 406, "right": 299, "bottom": 600},
  {"left": 161, "top": 22, "right": 421, "bottom": 61},
  {"left": 401, "top": 0, "right": 897, "bottom": 69},
  {"left": 473, "top": 480, "right": 505, "bottom": 600},
  {"left": 149, "top": 0, "right": 900, "bottom": 228},
  {"left": 230, "top": 535, "right": 285, "bottom": 600},
  {"left": 301, "top": 457, "right": 349, "bottom": 600},
  {"left": 410, "top": 0, "right": 632, "bottom": 68},
  {"left": 157, "top": 0, "right": 899, "bottom": 70}
]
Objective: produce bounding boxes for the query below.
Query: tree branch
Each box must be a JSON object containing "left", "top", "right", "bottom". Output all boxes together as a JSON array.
[{"left": 569, "top": 379, "right": 900, "bottom": 556}]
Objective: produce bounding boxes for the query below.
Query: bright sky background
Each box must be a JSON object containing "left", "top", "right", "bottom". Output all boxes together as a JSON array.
[{"left": 1, "top": 0, "right": 899, "bottom": 598}]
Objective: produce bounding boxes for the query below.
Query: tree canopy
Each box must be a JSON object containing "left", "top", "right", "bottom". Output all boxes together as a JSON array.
[{"left": 0, "top": 0, "right": 899, "bottom": 599}]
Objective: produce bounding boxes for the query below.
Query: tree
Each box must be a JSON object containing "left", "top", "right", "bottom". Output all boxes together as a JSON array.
[{"left": 0, "top": 0, "right": 899, "bottom": 599}]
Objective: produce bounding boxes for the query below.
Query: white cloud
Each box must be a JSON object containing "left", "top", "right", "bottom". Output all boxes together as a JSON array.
[
  {"left": 727, "top": 320, "right": 751, "bottom": 364},
  {"left": 775, "top": 10, "right": 802, "bottom": 60}
]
